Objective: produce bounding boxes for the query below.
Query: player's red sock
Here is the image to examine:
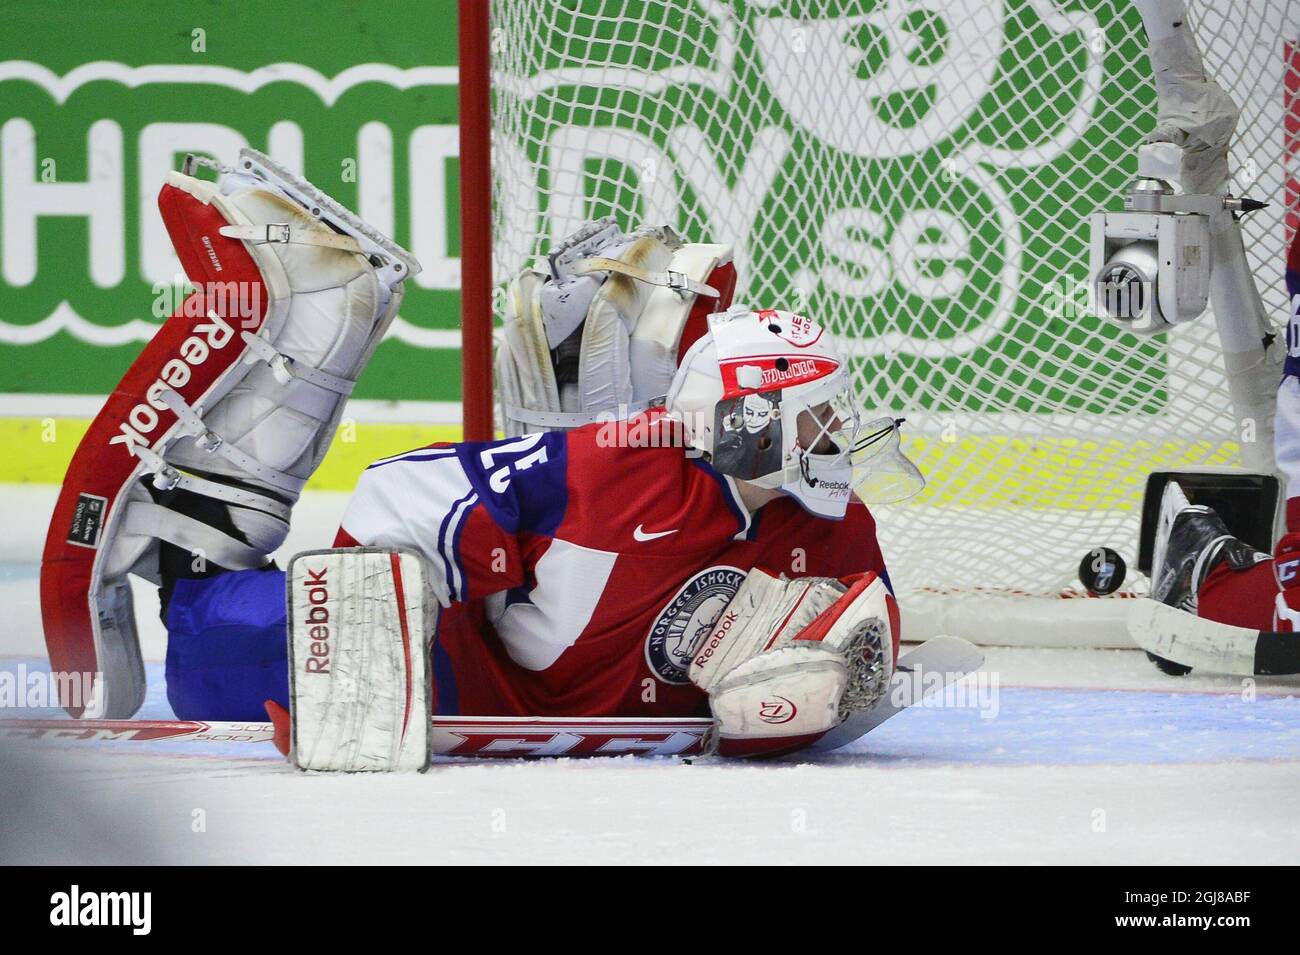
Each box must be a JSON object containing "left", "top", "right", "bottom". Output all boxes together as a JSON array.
[{"left": 1196, "top": 559, "right": 1278, "bottom": 630}]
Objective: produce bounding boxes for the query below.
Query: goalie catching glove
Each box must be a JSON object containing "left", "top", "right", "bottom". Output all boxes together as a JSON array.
[{"left": 690, "top": 568, "right": 899, "bottom": 757}]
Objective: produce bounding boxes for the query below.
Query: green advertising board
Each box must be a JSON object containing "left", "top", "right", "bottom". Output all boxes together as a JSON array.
[
  {"left": 0, "top": 0, "right": 463, "bottom": 405},
  {"left": 0, "top": 0, "right": 1166, "bottom": 494}
]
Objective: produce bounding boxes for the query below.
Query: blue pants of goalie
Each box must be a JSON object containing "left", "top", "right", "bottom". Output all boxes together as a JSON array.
[
  {"left": 164, "top": 567, "right": 462, "bottom": 720},
  {"left": 164, "top": 567, "right": 290, "bottom": 721}
]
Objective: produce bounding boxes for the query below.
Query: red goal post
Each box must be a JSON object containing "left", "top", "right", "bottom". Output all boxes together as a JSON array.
[{"left": 458, "top": 0, "right": 496, "bottom": 442}]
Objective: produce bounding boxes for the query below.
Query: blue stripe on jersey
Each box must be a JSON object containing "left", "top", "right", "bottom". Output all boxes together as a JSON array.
[
  {"left": 431, "top": 607, "right": 460, "bottom": 716},
  {"left": 437, "top": 489, "right": 477, "bottom": 601},
  {"left": 365, "top": 447, "right": 457, "bottom": 470},
  {"left": 1285, "top": 264, "right": 1299, "bottom": 380},
  {"left": 453, "top": 432, "right": 569, "bottom": 537}
]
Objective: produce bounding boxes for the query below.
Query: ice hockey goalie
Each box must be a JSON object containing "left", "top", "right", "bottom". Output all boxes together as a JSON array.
[{"left": 40, "top": 154, "right": 924, "bottom": 765}]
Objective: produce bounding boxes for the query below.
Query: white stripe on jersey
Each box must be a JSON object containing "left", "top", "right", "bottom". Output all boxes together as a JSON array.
[
  {"left": 1278, "top": 376, "right": 1300, "bottom": 502},
  {"left": 487, "top": 540, "right": 619, "bottom": 671},
  {"left": 366, "top": 445, "right": 458, "bottom": 469},
  {"left": 441, "top": 490, "right": 478, "bottom": 602},
  {"left": 340, "top": 451, "right": 475, "bottom": 608},
  {"left": 721, "top": 474, "right": 754, "bottom": 539}
]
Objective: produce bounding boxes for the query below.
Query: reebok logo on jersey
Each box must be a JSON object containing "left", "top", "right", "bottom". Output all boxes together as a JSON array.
[{"left": 633, "top": 524, "right": 678, "bottom": 542}]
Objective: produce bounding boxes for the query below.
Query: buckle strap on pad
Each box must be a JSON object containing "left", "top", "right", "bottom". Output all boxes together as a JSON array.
[
  {"left": 158, "top": 389, "right": 304, "bottom": 496},
  {"left": 218, "top": 222, "right": 363, "bottom": 255},
  {"left": 239, "top": 332, "right": 356, "bottom": 395}
]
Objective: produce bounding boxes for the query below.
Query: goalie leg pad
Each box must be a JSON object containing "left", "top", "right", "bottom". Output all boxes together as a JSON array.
[
  {"left": 497, "top": 218, "right": 734, "bottom": 434},
  {"left": 287, "top": 548, "right": 433, "bottom": 772},
  {"left": 41, "top": 149, "right": 418, "bottom": 718}
]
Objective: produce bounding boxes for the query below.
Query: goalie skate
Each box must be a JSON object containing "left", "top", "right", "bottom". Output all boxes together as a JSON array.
[
  {"left": 40, "top": 149, "right": 419, "bottom": 718},
  {"left": 1146, "top": 480, "right": 1268, "bottom": 675}
]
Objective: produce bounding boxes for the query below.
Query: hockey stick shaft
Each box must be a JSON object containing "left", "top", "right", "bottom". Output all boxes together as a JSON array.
[
  {"left": 1, "top": 639, "right": 984, "bottom": 756},
  {"left": 0, "top": 716, "right": 713, "bottom": 757},
  {"left": 1127, "top": 599, "right": 1300, "bottom": 676}
]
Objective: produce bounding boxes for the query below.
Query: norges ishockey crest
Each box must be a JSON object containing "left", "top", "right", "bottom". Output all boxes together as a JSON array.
[{"left": 644, "top": 565, "right": 747, "bottom": 685}]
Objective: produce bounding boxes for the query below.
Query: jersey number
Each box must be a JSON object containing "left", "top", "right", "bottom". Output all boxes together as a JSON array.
[{"left": 480, "top": 434, "right": 551, "bottom": 494}]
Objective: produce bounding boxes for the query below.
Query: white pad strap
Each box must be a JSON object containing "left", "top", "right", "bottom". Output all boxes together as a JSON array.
[
  {"left": 235, "top": 148, "right": 420, "bottom": 284},
  {"left": 239, "top": 331, "right": 357, "bottom": 395},
  {"left": 218, "top": 223, "right": 364, "bottom": 255},
  {"left": 135, "top": 445, "right": 292, "bottom": 522},
  {"left": 573, "top": 256, "right": 721, "bottom": 299},
  {"left": 121, "top": 501, "right": 267, "bottom": 570},
  {"left": 503, "top": 401, "right": 655, "bottom": 430},
  {"left": 159, "top": 389, "right": 304, "bottom": 496},
  {"left": 287, "top": 548, "right": 433, "bottom": 772}
]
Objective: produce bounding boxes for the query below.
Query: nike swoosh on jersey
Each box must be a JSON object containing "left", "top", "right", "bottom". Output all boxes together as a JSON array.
[{"left": 633, "top": 524, "right": 679, "bottom": 542}]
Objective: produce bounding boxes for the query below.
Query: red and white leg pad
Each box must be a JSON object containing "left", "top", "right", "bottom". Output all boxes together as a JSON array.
[
  {"left": 689, "top": 568, "right": 899, "bottom": 757},
  {"left": 287, "top": 549, "right": 433, "bottom": 772},
  {"left": 40, "top": 149, "right": 419, "bottom": 717}
]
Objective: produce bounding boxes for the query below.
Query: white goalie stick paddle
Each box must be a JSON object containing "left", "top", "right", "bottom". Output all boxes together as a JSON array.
[
  {"left": 811, "top": 635, "right": 984, "bottom": 752},
  {"left": 1127, "top": 599, "right": 1300, "bottom": 677},
  {"left": 2, "top": 637, "right": 983, "bottom": 757}
]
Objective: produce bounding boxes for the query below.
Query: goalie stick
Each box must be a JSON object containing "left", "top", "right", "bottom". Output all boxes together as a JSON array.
[
  {"left": 812, "top": 635, "right": 984, "bottom": 751},
  {"left": 1127, "top": 600, "right": 1300, "bottom": 677},
  {"left": 2, "top": 637, "right": 982, "bottom": 757},
  {"left": 0, "top": 716, "right": 710, "bottom": 756}
]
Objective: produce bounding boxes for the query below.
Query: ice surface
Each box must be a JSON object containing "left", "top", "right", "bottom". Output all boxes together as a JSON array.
[{"left": 4, "top": 485, "right": 1299, "bottom": 864}]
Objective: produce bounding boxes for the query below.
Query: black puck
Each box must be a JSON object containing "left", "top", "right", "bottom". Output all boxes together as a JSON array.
[{"left": 1078, "top": 547, "right": 1126, "bottom": 596}]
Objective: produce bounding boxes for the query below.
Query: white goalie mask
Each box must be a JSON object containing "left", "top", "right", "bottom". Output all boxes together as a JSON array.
[{"left": 665, "top": 307, "right": 924, "bottom": 519}]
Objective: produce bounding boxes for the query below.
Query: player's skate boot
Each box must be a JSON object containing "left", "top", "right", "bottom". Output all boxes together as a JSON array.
[
  {"left": 1147, "top": 480, "right": 1268, "bottom": 675},
  {"left": 40, "top": 149, "right": 419, "bottom": 717}
]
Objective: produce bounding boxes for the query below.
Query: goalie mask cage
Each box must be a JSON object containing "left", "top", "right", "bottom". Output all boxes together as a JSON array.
[{"left": 459, "top": 0, "right": 1300, "bottom": 647}]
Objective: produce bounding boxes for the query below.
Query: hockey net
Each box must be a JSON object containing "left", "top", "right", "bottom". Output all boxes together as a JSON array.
[{"left": 480, "top": 0, "right": 1300, "bottom": 646}]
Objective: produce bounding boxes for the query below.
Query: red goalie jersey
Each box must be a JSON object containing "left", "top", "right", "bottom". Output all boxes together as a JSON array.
[{"left": 334, "top": 412, "right": 892, "bottom": 719}]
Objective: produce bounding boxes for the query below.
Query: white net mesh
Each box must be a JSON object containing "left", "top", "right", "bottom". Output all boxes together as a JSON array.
[{"left": 486, "top": 1, "right": 1300, "bottom": 629}]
